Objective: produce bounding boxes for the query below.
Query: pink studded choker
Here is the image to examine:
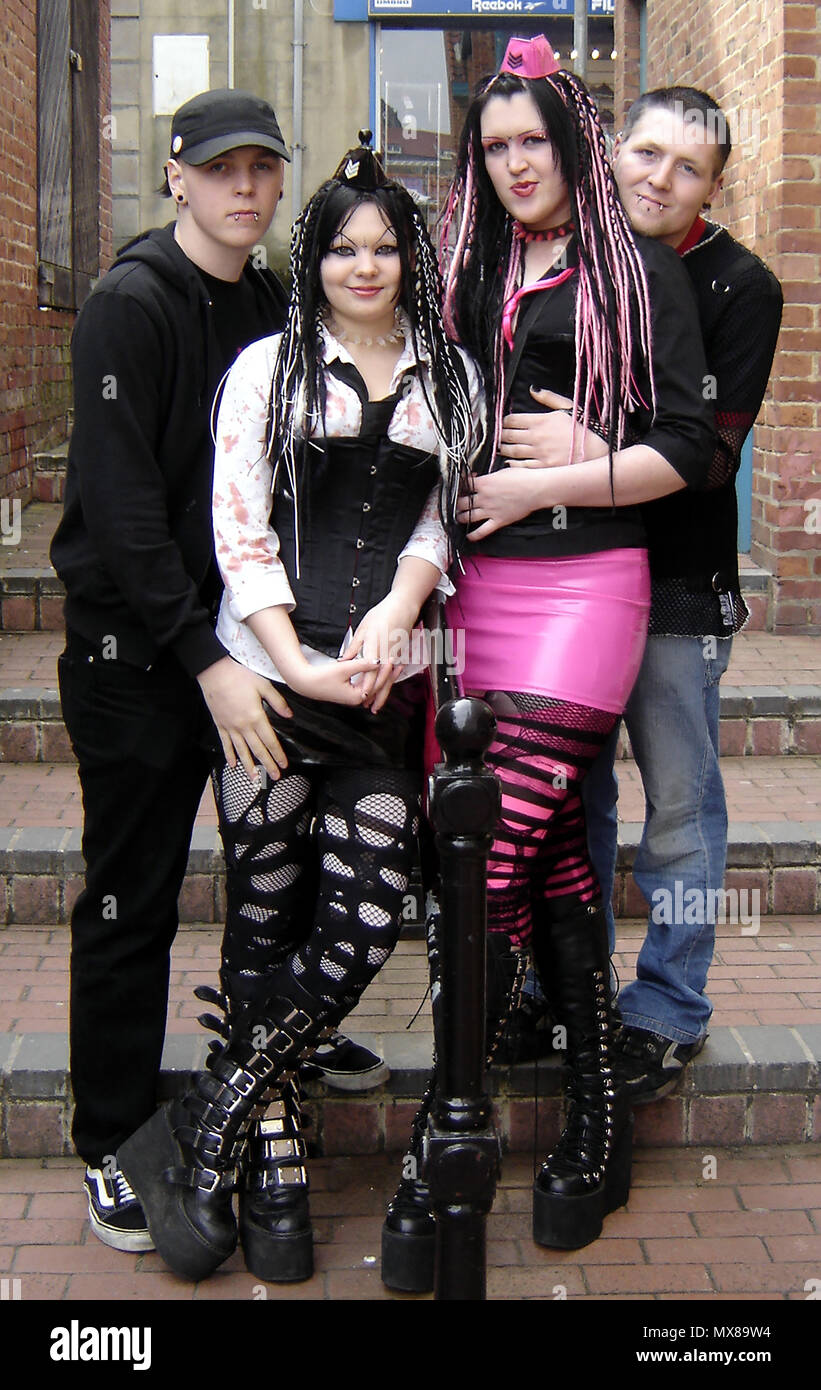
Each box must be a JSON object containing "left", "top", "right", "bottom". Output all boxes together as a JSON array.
[{"left": 513, "top": 219, "right": 574, "bottom": 244}]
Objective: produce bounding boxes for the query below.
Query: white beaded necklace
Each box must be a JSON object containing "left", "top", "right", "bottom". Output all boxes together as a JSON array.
[{"left": 326, "top": 312, "right": 404, "bottom": 349}]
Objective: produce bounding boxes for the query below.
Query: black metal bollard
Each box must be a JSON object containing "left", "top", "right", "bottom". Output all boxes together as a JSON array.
[{"left": 426, "top": 693, "right": 501, "bottom": 1301}]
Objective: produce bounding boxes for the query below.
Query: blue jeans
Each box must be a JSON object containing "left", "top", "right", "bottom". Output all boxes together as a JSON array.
[{"left": 583, "top": 634, "right": 732, "bottom": 1044}]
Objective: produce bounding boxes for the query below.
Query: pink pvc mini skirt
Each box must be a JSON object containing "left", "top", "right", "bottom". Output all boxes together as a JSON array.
[{"left": 449, "top": 549, "right": 651, "bottom": 715}]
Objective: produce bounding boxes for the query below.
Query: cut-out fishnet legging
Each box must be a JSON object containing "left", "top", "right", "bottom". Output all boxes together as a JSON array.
[
  {"left": 212, "top": 759, "right": 420, "bottom": 1016},
  {"left": 481, "top": 691, "right": 618, "bottom": 950}
]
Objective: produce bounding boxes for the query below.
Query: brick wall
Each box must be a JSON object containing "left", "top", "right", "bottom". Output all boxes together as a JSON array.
[
  {"left": 614, "top": 0, "right": 642, "bottom": 121},
  {"left": 0, "top": 2, "right": 112, "bottom": 501},
  {"left": 616, "top": 0, "right": 821, "bottom": 633}
]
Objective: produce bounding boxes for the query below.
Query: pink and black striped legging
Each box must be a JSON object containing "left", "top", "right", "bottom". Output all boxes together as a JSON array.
[
  {"left": 451, "top": 551, "right": 650, "bottom": 949},
  {"left": 478, "top": 689, "right": 618, "bottom": 949}
]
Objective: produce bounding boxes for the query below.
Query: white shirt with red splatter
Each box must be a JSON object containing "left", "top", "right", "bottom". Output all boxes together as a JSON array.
[{"left": 212, "top": 320, "right": 482, "bottom": 682}]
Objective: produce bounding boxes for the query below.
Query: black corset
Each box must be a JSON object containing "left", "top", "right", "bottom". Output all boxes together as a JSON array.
[{"left": 272, "top": 361, "right": 441, "bottom": 656}]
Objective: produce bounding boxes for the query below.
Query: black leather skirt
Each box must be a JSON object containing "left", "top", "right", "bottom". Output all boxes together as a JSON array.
[{"left": 264, "top": 673, "right": 427, "bottom": 771}]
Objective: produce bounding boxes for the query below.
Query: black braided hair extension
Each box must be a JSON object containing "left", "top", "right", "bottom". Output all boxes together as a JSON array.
[{"left": 266, "top": 170, "right": 479, "bottom": 549}]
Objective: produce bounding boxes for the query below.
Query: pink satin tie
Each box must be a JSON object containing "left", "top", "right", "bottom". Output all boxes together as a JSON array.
[{"left": 502, "top": 267, "right": 576, "bottom": 349}]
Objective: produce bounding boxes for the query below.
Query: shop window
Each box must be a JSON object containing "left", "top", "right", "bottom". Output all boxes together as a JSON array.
[{"left": 377, "top": 22, "right": 615, "bottom": 226}]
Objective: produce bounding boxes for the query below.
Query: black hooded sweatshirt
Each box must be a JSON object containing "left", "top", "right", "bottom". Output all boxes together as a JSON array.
[{"left": 50, "top": 223, "right": 287, "bottom": 677}]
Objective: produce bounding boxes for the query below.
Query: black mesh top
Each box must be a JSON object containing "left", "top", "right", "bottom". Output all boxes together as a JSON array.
[{"left": 640, "top": 222, "right": 783, "bottom": 635}]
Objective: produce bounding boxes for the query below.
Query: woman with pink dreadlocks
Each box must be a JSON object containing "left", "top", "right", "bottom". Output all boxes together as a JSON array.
[{"left": 381, "top": 35, "right": 714, "bottom": 1288}]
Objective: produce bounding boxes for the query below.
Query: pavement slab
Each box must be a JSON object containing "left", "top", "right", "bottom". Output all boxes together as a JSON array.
[{"left": 0, "top": 1146, "right": 818, "bottom": 1308}]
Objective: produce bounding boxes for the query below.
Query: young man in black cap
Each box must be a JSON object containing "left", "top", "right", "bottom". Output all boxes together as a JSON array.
[{"left": 51, "top": 89, "right": 384, "bottom": 1253}]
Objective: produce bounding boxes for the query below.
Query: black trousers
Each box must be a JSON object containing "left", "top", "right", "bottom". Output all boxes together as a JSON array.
[{"left": 58, "top": 632, "right": 213, "bottom": 1167}]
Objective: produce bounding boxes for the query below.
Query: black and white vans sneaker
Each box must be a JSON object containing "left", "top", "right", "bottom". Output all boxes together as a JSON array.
[
  {"left": 615, "top": 1026, "right": 707, "bottom": 1104},
  {"left": 84, "top": 1164, "right": 155, "bottom": 1252},
  {"left": 300, "top": 1031, "right": 389, "bottom": 1092}
]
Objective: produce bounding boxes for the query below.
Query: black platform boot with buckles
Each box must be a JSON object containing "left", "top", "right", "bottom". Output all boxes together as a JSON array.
[
  {"left": 239, "top": 1074, "right": 313, "bottom": 1282},
  {"left": 193, "top": 979, "right": 315, "bottom": 1282},
  {"left": 530, "top": 898, "right": 633, "bottom": 1251},
  {"left": 117, "top": 971, "right": 333, "bottom": 1282}
]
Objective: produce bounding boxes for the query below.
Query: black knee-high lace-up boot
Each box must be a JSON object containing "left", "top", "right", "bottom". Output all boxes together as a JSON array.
[
  {"left": 380, "top": 921, "right": 528, "bottom": 1293},
  {"left": 530, "top": 897, "right": 633, "bottom": 1250},
  {"left": 380, "top": 909, "right": 441, "bottom": 1293},
  {"left": 380, "top": 1066, "right": 438, "bottom": 1293},
  {"left": 117, "top": 968, "right": 334, "bottom": 1282}
]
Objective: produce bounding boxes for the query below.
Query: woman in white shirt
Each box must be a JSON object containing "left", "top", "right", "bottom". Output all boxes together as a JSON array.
[{"left": 117, "top": 135, "right": 481, "bottom": 1286}]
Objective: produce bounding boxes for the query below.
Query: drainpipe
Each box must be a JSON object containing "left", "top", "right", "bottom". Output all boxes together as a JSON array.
[
  {"left": 228, "top": 0, "right": 235, "bottom": 87},
  {"left": 292, "top": 0, "right": 305, "bottom": 221},
  {"left": 573, "top": 5, "right": 588, "bottom": 82}
]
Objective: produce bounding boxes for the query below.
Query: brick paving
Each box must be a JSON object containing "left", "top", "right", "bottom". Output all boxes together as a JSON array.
[
  {"left": 3, "top": 625, "right": 821, "bottom": 690},
  {"left": 3, "top": 510, "right": 820, "bottom": 1313},
  {"left": 2, "top": 754, "right": 820, "bottom": 831},
  {"left": 0, "top": 1146, "right": 819, "bottom": 1301},
  {"left": 1, "top": 916, "right": 820, "bottom": 1039},
  {"left": 0, "top": 632, "right": 62, "bottom": 684}
]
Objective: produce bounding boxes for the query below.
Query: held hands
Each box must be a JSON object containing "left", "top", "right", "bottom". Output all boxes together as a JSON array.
[
  {"left": 287, "top": 656, "right": 381, "bottom": 708},
  {"left": 500, "top": 388, "right": 608, "bottom": 469},
  {"left": 340, "top": 590, "right": 420, "bottom": 713},
  {"left": 245, "top": 605, "right": 380, "bottom": 713},
  {"left": 459, "top": 386, "right": 613, "bottom": 538},
  {"left": 456, "top": 467, "right": 547, "bottom": 541},
  {"left": 242, "top": 562, "right": 434, "bottom": 721},
  {"left": 197, "top": 656, "right": 292, "bottom": 782}
]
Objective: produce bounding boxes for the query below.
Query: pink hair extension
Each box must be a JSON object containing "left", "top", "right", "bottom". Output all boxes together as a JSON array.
[
  {"left": 549, "top": 71, "right": 656, "bottom": 464},
  {"left": 441, "top": 151, "right": 477, "bottom": 338},
  {"left": 441, "top": 64, "right": 660, "bottom": 486},
  {"left": 490, "top": 234, "right": 522, "bottom": 458}
]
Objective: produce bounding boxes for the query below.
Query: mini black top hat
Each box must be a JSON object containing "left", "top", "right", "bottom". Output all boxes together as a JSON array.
[
  {"left": 169, "top": 88, "right": 291, "bottom": 164},
  {"left": 331, "top": 131, "right": 388, "bottom": 190}
]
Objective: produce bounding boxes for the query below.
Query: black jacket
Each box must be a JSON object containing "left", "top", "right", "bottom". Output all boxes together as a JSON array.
[
  {"left": 640, "top": 223, "right": 783, "bottom": 602},
  {"left": 51, "top": 224, "right": 288, "bottom": 676},
  {"left": 474, "top": 235, "right": 714, "bottom": 560}
]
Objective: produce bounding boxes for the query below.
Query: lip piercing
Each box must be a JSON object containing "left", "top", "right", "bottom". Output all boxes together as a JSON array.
[{"left": 234, "top": 212, "right": 259, "bottom": 221}]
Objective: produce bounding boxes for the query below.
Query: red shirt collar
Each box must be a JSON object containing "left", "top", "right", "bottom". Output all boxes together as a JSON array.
[{"left": 675, "top": 216, "right": 707, "bottom": 257}]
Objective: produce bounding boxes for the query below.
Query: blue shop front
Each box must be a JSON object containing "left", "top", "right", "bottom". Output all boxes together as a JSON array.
[{"left": 333, "top": 0, "right": 616, "bottom": 222}]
